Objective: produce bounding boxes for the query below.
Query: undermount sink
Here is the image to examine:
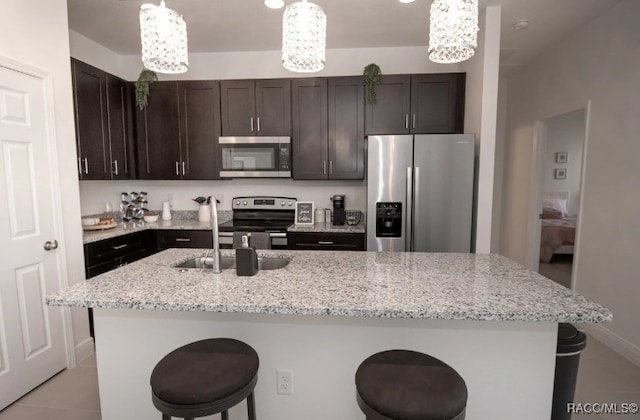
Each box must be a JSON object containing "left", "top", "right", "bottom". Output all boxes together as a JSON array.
[{"left": 174, "top": 255, "right": 290, "bottom": 271}]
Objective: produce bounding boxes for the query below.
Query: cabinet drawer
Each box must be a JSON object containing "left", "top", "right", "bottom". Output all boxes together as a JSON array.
[
  {"left": 84, "top": 232, "right": 148, "bottom": 267},
  {"left": 156, "top": 230, "right": 213, "bottom": 250},
  {"left": 288, "top": 232, "right": 365, "bottom": 251}
]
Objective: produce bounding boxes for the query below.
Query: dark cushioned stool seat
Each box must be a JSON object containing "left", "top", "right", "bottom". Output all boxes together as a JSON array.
[
  {"left": 150, "top": 338, "right": 259, "bottom": 419},
  {"left": 355, "top": 350, "right": 467, "bottom": 420}
]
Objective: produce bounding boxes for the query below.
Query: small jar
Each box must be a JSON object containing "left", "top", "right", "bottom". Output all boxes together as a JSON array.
[{"left": 315, "top": 208, "right": 325, "bottom": 223}]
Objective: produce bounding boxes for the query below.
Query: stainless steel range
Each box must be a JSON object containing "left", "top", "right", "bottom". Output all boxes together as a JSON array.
[{"left": 218, "top": 196, "right": 297, "bottom": 249}]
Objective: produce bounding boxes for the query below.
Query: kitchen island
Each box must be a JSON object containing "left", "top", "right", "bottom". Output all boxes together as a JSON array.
[{"left": 47, "top": 249, "right": 611, "bottom": 420}]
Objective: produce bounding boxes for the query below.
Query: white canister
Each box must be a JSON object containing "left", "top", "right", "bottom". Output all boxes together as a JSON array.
[
  {"left": 314, "top": 208, "right": 325, "bottom": 223},
  {"left": 198, "top": 204, "right": 211, "bottom": 222},
  {"left": 161, "top": 201, "right": 172, "bottom": 221}
]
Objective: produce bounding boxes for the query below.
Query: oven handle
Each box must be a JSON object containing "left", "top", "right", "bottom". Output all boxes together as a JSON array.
[{"left": 218, "top": 232, "right": 287, "bottom": 238}]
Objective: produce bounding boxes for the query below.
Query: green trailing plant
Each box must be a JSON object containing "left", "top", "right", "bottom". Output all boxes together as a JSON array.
[
  {"left": 363, "top": 63, "right": 383, "bottom": 105},
  {"left": 135, "top": 69, "right": 158, "bottom": 110}
]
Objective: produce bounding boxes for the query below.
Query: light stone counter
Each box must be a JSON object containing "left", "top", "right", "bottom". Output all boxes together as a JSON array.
[
  {"left": 47, "top": 248, "right": 610, "bottom": 323},
  {"left": 287, "top": 221, "right": 365, "bottom": 234},
  {"left": 81, "top": 211, "right": 232, "bottom": 244},
  {"left": 47, "top": 249, "right": 612, "bottom": 420}
]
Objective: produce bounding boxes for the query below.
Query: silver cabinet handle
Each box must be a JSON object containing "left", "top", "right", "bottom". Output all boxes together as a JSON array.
[
  {"left": 317, "top": 241, "right": 334, "bottom": 245},
  {"left": 77, "top": 158, "right": 82, "bottom": 175},
  {"left": 412, "top": 114, "right": 416, "bottom": 129},
  {"left": 175, "top": 238, "right": 191, "bottom": 242},
  {"left": 175, "top": 161, "right": 180, "bottom": 176},
  {"left": 257, "top": 117, "right": 261, "bottom": 132},
  {"left": 322, "top": 161, "right": 326, "bottom": 175},
  {"left": 182, "top": 161, "right": 186, "bottom": 176},
  {"left": 111, "top": 244, "right": 127, "bottom": 250},
  {"left": 43, "top": 240, "right": 58, "bottom": 251},
  {"left": 250, "top": 117, "right": 254, "bottom": 132},
  {"left": 113, "top": 160, "right": 119, "bottom": 176},
  {"left": 405, "top": 114, "right": 409, "bottom": 129},
  {"left": 329, "top": 161, "right": 333, "bottom": 175},
  {"left": 83, "top": 158, "right": 89, "bottom": 174},
  {"left": 405, "top": 167, "right": 413, "bottom": 252}
]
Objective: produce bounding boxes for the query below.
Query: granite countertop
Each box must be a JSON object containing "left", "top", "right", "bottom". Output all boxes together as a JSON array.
[
  {"left": 47, "top": 249, "right": 611, "bottom": 323},
  {"left": 287, "top": 222, "right": 365, "bottom": 234},
  {"left": 83, "top": 217, "right": 365, "bottom": 244}
]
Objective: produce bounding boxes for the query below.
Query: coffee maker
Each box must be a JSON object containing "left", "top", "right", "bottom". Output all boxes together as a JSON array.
[{"left": 331, "top": 194, "right": 346, "bottom": 225}]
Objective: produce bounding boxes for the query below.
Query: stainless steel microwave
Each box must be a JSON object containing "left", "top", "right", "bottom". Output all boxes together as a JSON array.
[{"left": 219, "top": 136, "right": 291, "bottom": 178}]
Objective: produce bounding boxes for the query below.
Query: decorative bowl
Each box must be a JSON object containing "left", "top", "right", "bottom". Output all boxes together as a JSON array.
[{"left": 143, "top": 213, "right": 159, "bottom": 223}]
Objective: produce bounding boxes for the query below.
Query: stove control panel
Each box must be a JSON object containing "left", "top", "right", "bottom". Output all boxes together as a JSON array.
[{"left": 232, "top": 196, "right": 297, "bottom": 210}]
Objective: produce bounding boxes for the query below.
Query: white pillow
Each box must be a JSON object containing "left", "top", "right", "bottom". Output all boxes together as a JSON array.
[{"left": 543, "top": 198, "right": 568, "bottom": 217}]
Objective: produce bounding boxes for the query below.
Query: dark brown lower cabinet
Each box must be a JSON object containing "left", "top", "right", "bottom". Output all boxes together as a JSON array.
[
  {"left": 155, "top": 230, "right": 213, "bottom": 250},
  {"left": 84, "top": 230, "right": 156, "bottom": 336},
  {"left": 288, "top": 232, "right": 365, "bottom": 251}
]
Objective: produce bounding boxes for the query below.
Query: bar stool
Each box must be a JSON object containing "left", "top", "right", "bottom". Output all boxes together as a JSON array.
[
  {"left": 150, "top": 338, "right": 259, "bottom": 420},
  {"left": 355, "top": 350, "right": 467, "bottom": 420}
]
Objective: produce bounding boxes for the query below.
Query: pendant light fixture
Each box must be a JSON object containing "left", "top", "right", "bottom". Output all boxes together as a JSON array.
[
  {"left": 139, "top": 0, "right": 189, "bottom": 74},
  {"left": 282, "top": 0, "right": 327, "bottom": 73},
  {"left": 428, "top": 0, "right": 478, "bottom": 64}
]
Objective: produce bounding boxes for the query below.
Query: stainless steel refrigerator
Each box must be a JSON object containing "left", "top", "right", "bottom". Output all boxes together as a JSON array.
[{"left": 366, "top": 134, "right": 475, "bottom": 252}]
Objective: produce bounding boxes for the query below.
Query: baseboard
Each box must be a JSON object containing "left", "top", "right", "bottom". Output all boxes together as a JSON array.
[
  {"left": 583, "top": 324, "right": 640, "bottom": 368},
  {"left": 74, "top": 337, "right": 95, "bottom": 363}
]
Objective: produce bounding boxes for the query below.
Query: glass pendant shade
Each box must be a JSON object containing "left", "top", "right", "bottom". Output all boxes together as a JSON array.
[
  {"left": 428, "top": 0, "right": 478, "bottom": 64},
  {"left": 282, "top": 0, "right": 326, "bottom": 73},
  {"left": 140, "top": 0, "right": 188, "bottom": 74}
]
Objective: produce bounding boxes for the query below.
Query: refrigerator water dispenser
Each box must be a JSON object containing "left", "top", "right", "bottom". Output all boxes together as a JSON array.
[{"left": 375, "top": 202, "right": 402, "bottom": 238}]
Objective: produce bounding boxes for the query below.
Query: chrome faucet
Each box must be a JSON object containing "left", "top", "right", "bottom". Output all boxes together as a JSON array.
[{"left": 210, "top": 196, "right": 221, "bottom": 273}]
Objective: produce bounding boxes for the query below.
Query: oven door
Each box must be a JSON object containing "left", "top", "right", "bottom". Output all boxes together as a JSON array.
[
  {"left": 218, "top": 232, "right": 288, "bottom": 249},
  {"left": 219, "top": 136, "right": 291, "bottom": 178}
]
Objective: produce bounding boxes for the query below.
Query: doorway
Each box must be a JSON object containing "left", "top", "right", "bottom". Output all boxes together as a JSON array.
[{"left": 529, "top": 108, "right": 588, "bottom": 289}]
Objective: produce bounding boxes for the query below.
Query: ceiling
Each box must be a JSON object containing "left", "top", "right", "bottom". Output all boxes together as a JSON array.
[{"left": 67, "top": 0, "right": 621, "bottom": 72}]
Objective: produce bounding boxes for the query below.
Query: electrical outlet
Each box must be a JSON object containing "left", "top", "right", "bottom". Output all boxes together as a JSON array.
[{"left": 276, "top": 368, "right": 294, "bottom": 395}]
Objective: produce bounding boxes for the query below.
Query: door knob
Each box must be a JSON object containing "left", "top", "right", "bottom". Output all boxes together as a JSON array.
[{"left": 43, "top": 240, "right": 58, "bottom": 251}]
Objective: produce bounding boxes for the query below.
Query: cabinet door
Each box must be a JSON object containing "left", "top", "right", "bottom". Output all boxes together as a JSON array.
[
  {"left": 291, "top": 78, "right": 328, "bottom": 180},
  {"left": 105, "top": 75, "right": 133, "bottom": 179},
  {"left": 410, "top": 73, "right": 465, "bottom": 134},
  {"left": 328, "top": 77, "right": 364, "bottom": 179},
  {"left": 155, "top": 230, "right": 213, "bottom": 250},
  {"left": 136, "top": 82, "right": 182, "bottom": 179},
  {"left": 288, "top": 232, "right": 365, "bottom": 250},
  {"left": 255, "top": 79, "right": 291, "bottom": 136},
  {"left": 179, "top": 81, "right": 221, "bottom": 179},
  {"left": 220, "top": 80, "right": 255, "bottom": 136},
  {"left": 364, "top": 74, "right": 411, "bottom": 135},
  {"left": 72, "top": 59, "right": 109, "bottom": 180}
]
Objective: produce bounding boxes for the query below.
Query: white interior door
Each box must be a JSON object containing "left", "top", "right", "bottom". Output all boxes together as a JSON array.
[{"left": 0, "top": 63, "right": 67, "bottom": 409}]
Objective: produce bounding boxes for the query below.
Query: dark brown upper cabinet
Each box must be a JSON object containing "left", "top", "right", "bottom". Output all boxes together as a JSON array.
[
  {"left": 135, "top": 81, "right": 221, "bottom": 180},
  {"left": 291, "top": 77, "right": 364, "bottom": 180},
  {"left": 365, "top": 73, "right": 465, "bottom": 135},
  {"left": 71, "top": 58, "right": 134, "bottom": 180},
  {"left": 220, "top": 79, "right": 291, "bottom": 136},
  {"left": 328, "top": 77, "right": 365, "bottom": 179}
]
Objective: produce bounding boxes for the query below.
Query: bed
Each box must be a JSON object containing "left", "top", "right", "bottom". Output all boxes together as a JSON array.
[{"left": 539, "top": 192, "right": 576, "bottom": 263}]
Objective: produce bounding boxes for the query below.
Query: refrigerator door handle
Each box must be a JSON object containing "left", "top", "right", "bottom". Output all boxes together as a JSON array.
[
  {"left": 413, "top": 166, "right": 421, "bottom": 251},
  {"left": 406, "top": 167, "right": 413, "bottom": 252}
]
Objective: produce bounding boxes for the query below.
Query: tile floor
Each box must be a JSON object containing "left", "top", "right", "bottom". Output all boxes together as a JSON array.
[{"left": 0, "top": 336, "right": 638, "bottom": 420}]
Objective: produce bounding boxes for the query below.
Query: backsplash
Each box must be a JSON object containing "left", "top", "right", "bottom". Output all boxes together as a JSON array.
[{"left": 79, "top": 179, "right": 366, "bottom": 216}]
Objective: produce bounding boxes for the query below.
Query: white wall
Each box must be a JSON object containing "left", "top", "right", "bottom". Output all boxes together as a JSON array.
[
  {"left": 80, "top": 179, "right": 366, "bottom": 216},
  {"left": 460, "top": 6, "right": 502, "bottom": 253},
  {"left": 69, "top": 30, "right": 461, "bottom": 81},
  {"left": 543, "top": 111, "right": 585, "bottom": 216},
  {"left": 0, "top": 2, "right": 91, "bottom": 359},
  {"left": 501, "top": 0, "right": 640, "bottom": 364}
]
